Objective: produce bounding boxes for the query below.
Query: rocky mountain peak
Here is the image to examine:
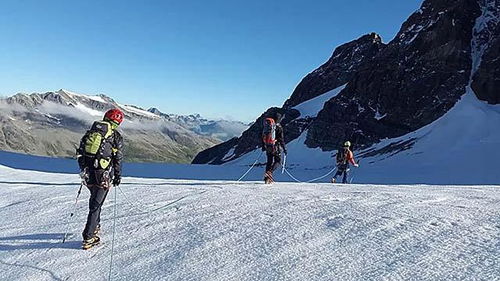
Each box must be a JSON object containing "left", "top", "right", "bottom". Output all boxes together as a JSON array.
[
  {"left": 148, "top": 107, "right": 163, "bottom": 116},
  {"left": 305, "top": 0, "right": 482, "bottom": 151},
  {"left": 42, "top": 91, "right": 74, "bottom": 105},
  {"left": 283, "top": 32, "right": 386, "bottom": 108},
  {"left": 194, "top": 0, "right": 498, "bottom": 165},
  {"left": 0, "top": 90, "right": 242, "bottom": 163},
  {"left": 6, "top": 93, "right": 41, "bottom": 108}
]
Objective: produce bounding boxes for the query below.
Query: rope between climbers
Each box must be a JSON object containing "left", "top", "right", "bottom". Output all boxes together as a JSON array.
[
  {"left": 108, "top": 187, "right": 118, "bottom": 281},
  {"left": 236, "top": 151, "right": 263, "bottom": 182},
  {"left": 283, "top": 167, "right": 304, "bottom": 183},
  {"left": 117, "top": 186, "right": 146, "bottom": 213},
  {"left": 283, "top": 166, "right": 337, "bottom": 183},
  {"left": 306, "top": 167, "right": 337, "bottom": 183}
]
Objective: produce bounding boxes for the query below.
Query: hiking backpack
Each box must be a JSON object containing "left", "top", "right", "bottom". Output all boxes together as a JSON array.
[
  {"left": 82, "top": 121, "right": 114, "bottom": 169},
  {"left": 336, "top": 148, "right": 348, "bottom": 165},
  {"left": 262, "top": 118, "right": 276, "bottom": 146}
]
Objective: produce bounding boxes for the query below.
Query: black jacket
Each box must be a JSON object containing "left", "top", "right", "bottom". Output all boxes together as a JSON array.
[{"left": 109, "top": 130, "right": 123, "bottom": 177}]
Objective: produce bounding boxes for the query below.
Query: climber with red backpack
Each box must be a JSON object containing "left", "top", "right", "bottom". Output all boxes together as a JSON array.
[
  {"left": 76, "top": 108, "right": 124, "bottom": 249},
  {"left": 262, "top": 112, "right": 286, "bottom": 184},
  {"left": 331, "top": 141, "right": 359, "bottom": 184}
]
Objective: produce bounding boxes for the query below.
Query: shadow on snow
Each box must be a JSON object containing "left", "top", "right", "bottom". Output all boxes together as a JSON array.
[{"left": 0, "top": 233, "right": 81, "bottom": 251}]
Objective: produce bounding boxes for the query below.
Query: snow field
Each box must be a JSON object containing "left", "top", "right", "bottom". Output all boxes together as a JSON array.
[{"left": 0, "top": 165, "right": 498, "bottom": 281}]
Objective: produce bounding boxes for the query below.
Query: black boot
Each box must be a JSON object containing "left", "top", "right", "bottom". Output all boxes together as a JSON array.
[{"left": 82, "top": 235, "right": 101, "bottom": 250}]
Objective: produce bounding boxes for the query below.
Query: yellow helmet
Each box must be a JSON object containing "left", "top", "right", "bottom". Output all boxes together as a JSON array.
[{"left": 343, "top": 141, "right": 351, "bottom": 147}]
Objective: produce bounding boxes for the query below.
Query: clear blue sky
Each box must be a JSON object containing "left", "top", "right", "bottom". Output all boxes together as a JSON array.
[{"left": 0, "top": 0, "right": 423, "bottom": 122}]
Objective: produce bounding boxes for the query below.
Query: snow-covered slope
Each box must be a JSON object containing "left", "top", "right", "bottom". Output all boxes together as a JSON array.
[
  {"left": 195, "top": 0, "right": 500, "bottom": 169},
  {"left": 0, "top": 87, "right": 498, "bottom": 185},
  {"left": 226, "top": 86, "right": 500, "bottom": 185},
  {"left": 263, "top": 0, "right": 500, "bottom": 185},
  {"left": 0, "top": 165, "right": 498, "bottom": 281},
  {"left": 196, "top": 0, "right": 500, "bottom": 184}
]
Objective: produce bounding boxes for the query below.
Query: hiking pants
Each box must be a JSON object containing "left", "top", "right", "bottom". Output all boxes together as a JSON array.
[
  {"left": 333, "top": 168, "right": 349, "bottom": 184},
  {"left": 82, "top": 185, "right": 109, "bottom": 240},
  {"left": 265, "top": 146, "right": 282, "bottom": 174}
]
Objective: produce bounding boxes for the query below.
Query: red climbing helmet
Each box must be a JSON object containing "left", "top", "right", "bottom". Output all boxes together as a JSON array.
[{"left": 104, "top": 108, "right": 124, "bottom": 124}]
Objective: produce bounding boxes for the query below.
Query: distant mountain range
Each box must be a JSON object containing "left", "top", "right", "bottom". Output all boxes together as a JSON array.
[{"left": 0, "top": 89, "right": 248, "bottom": 163}]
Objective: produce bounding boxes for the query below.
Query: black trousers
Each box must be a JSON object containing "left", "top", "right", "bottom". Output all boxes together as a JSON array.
[
  {"left": 333, "top": 166, "right": 350, "bottom": 184},
  {"left": 82, "top": 185, "right": 109, "bottom": 240},
  {"left": 265, "top": 146, "right": 282, "bottom": 174}
]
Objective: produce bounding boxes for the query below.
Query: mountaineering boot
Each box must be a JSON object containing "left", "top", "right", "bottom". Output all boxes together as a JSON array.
[
  {"left": 264, "top": 171, "right": 274, "bottom": 184},
  {"left": 264, "top": 173, "right": 270, "bottom": 184},
  {"left": 82, "top": 236, "right": 101, "bottom": 250}
]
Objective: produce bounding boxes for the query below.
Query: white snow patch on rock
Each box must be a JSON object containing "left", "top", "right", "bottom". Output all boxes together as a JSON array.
[
  {"left": 222, "top": 147, "right": 236, "bottom": 162},
  {"left": 121, "top": 104, "right": 160, "bottom": 118},
  {"left": 374, "top": 110, "right": 387, "bottom": 120},
  {"left": 292, "top": 84, "right": 347, "bottom": 118}
]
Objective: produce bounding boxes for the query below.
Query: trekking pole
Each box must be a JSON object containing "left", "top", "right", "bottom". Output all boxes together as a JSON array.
[
  {"left": 281, "top": 153, "right": 287, "bottom": 174},
  {"left": 62, "top": 182, "right": 84, "bottom": 243},
  {"left": 237, "top": 151, "right": 263, "bottom": 182}
]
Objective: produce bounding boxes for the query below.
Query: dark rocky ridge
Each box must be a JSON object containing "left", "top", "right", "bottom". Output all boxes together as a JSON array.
[
  {"left": 472, "top": 1, "right": 500, "bottom": 104},
  {"left": 192, "top": 107, "right": 297, "bottom": 164},
  {"left": 284, "top": 33, "right": 385, "bottom": 108},
  {"left": 306, "top": 0, "right": 481, "bottom": 150},
  {"left": 194, "top": 0, "right": 499, "bottom": 165},
  {"left": 193, "top": 33, "right": 384, "bottom": 164}
]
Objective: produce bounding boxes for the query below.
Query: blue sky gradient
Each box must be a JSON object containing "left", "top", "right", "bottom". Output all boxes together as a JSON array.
[{"left": 0, "top": 0, "right": 423, "bottom": 122}]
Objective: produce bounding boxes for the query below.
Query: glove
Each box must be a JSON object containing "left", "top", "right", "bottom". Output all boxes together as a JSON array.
[
  {"left": 354, "top": 163, "right": 359, "bottom": 168},
  {"left": 112, "top": 175, "right": 121, "bottom": 187},
  {"left": 79, "top": 167, "right": 89, "bottom": 182}
]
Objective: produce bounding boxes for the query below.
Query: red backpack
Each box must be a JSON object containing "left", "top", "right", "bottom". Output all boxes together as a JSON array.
[{"left": 262, "top": 118, "right": 276, "bottom": 145}]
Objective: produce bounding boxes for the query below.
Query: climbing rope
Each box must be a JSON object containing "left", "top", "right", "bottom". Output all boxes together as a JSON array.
[
  {"left": 283, "top": 167, "right": 303, "bottom": 183},
  {"left": 305, "top": 167, "right": 337, "bottom": 183},
  {"left": 236, "top": 151, "right": 263, "bottom": 182},
  {"left": 117, "top": 185, "right": 146, "bottom": 213},
  {"left": 117, "top": 184, "right": 209, "bottom": 218},
  {"left": 283, "top": 166, "right": 337, "bottom": 183},
  {"left": 108, "top": 187, "right": 118, "bottom": 281},
  {"left": 282, "top": 153, "right": 361, "bottom": 184}
]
